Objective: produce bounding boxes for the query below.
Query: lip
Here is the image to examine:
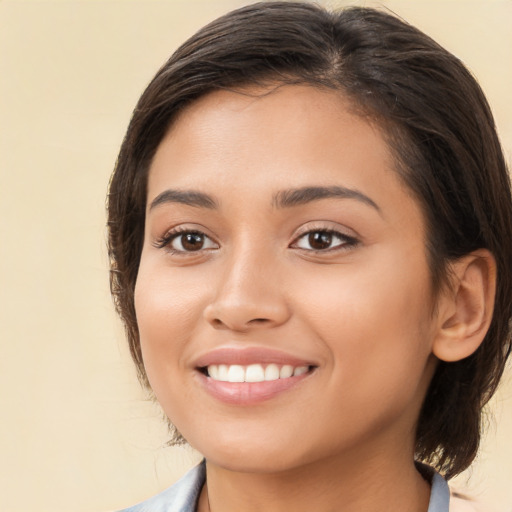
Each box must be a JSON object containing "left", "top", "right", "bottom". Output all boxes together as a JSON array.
[
  {"left": 193, "top": 347, "right": 317, "bottom": 405},
  {"left": 196, "top": 370, "right": 314, "bottom": 405}
]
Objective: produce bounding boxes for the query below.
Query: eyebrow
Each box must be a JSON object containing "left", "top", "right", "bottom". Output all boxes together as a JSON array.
[
  {"left": 149, "top": 189, "right": 218, "bottom": 211},
  {"left": 148, "top": 185, "right": 380, "bottom": 213},
  {"left": 272, "top": 186, "right": 380, "bottom": 212}
]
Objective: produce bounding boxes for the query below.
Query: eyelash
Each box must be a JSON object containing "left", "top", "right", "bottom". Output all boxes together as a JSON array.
[
  {"left": 154, "top": 227, "right": 359, "bottom": 255},
  {"left": 291, "top": 228, "right": 359, "bottom": 253},
  {"left": 153, "top": 227, "right": 218, "bottom": 254}
]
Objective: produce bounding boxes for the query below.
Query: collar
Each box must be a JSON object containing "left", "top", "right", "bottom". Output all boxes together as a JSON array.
[{"left": 119, "top": 460, "right": 450, "bottom": 512}]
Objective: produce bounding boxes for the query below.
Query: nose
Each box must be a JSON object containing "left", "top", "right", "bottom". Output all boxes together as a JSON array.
[{"left": 203, "top": 251, "right": 291, "bottom": 332}]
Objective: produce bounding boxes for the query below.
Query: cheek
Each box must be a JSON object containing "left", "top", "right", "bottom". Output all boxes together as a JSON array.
[
  {"left": 293, "top": 247, "right": 434, "bottom": 382},
  {"left": 298, "top": 251, "right": 431, "bottom": 330},
  {"left": 135, "top": 262, "right": 206, "bottom": 334},
  {"left": 133, "top": 268, "right": 202, "bottom": 424},
  {"left": 133, "top": 264, "right": 206, "bottom": 385}
]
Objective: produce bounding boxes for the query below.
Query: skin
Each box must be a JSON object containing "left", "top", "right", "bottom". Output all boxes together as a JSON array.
[{"left": 134, "top": 85, "right": 450, "bottom": 512}]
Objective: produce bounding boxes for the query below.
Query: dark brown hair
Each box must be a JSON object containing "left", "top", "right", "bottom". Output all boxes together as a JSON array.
[{"left": 108, "top": 1, "right": 512, "bottom": 478}]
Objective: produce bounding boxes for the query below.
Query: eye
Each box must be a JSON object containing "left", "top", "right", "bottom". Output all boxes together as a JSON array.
[
  {"left": 292, "top": 229, "right": 357, "bottom": 252},
  {"left": 156, "top": 229, "right": 218, "bottom": 253}
]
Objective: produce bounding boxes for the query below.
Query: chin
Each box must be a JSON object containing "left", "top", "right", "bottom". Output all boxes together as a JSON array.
[
  {"left": 205, "top": 451, "right": 306, "bottom": 475},
  {"left": 186, "top": 427, "right": 309, "bottom": 474}
]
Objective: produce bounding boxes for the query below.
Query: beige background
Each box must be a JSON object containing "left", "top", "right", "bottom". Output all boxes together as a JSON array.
[{"left": 0, "top": 1, "right": 511, "bottom": 511}]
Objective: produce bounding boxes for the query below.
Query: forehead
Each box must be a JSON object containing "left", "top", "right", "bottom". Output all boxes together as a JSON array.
[{"left": 149, "top": 85, "right": 399, "bottom": 194}]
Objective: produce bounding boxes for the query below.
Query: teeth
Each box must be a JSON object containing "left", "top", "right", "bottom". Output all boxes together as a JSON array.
[
  {"left": 293, "top": 366, "right": 309, "bottom": 376},
  {"left": 280, "top": 365, "right": 293, "bottom": 378},
  {"left": 206, "top": 363, "right": 310, "bottom": 383},
  {"left": 218, "top": 364, "right": 229, "bottom": 381},
  {"left": 245, "top": 364, "right": 265, "bottom": 383},
  {"left": 209, "top": 364, "right": 219, "bottom": 380},
  {"left": 264, "top": 363, "right": 280, "bottom": 381},
  {"left": 227, "top": 365, "right": 245, "bottom": 382}
]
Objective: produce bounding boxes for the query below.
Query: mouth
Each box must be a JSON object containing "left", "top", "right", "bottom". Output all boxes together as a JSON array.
[
  {"left": 193, "top": 348, "right": 318, "bottom": 405},
  {"left": 198, "top": 363, "right": 314, "bottom": 383}
]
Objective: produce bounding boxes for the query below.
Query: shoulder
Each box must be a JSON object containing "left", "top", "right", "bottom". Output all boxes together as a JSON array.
[{"left": 116, "top": 461, "right": 206, "bottom": 512}]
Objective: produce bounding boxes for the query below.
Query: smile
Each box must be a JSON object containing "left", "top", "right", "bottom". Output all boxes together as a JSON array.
[
  {"left": 193, "top": 348, "right": 317, "bottom": 404},
  {"left": 205, "top": 363, "right": 310, "bottom": 383}
]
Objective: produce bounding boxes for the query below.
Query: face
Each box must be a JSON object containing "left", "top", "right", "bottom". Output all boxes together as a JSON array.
[{"left": 135, "top": 85, "right": 439, "bottom": 474}]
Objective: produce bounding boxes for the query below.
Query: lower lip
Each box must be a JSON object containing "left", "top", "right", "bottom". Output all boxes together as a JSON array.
[{"left": 196, "top": 370, "right": 313, "bottom": 405}]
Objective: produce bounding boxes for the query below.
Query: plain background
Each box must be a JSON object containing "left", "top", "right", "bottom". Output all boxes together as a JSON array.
[{"left": 0, "top": 1, "right": 511, "bottom": 511}]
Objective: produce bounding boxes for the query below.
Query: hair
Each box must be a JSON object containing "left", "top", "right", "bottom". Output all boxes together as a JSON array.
[{"left": 107, "top": 1, "right": 512, "bottom": 479}]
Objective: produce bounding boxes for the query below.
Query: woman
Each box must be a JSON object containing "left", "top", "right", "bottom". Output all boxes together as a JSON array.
[{"left": 108, "top": 2, "right": 512, "bottom": 511}]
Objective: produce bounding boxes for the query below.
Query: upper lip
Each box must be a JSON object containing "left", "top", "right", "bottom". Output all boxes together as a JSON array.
[{"left": 193, "top": 346, "right": 316, "bottom": 369}]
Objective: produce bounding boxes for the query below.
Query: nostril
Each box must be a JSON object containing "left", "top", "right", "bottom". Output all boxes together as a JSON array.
[{"left": 208, "top": 316, "right": 271, "bottom": 331}]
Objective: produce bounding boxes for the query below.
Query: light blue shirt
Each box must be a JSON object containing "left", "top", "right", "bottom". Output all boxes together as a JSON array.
[{"left": 119, "top": 460, "right": 450, "bottom": 512}]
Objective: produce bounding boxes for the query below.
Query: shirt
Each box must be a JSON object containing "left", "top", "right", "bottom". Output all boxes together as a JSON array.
[{"left": 118, "top": 460, "right": 451, "bottom": 512}]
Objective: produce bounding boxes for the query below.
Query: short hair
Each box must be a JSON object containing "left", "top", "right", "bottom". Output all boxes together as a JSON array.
[{"left": 107, "top": 1, "right": 512, "bottom": 478}]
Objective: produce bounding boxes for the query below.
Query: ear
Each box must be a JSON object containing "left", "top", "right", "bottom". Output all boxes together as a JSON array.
[{"left": 433, "top": 249, "right": 496, "bottom": 362}]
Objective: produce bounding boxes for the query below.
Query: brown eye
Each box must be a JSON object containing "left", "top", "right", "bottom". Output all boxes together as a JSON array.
[
  {"left": 168, "top": 231, "right": 218, "bottom": 252},
  {"left": 308, "top": 231, "right": 333, "bottom": 250},
  {"left": 293, "top": 229, "right": 358, "bottom": 252},
  {"left": 180, "top": 232, "right": 204, "bottom": 251}
]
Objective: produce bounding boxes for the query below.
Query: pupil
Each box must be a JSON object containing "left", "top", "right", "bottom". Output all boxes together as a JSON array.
[
  {"left": 182, "top": 232, "right": 204, "bottom": 251},
  {"left": 309, "top": 231, "right": 332, "bottom": 250}
]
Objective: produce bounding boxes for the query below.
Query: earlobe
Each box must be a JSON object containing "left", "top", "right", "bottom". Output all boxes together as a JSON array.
[{"left": 432, "top": 249, "right": 496, "bottom": 363}]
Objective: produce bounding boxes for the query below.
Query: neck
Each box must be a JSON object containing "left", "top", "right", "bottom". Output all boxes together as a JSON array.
[{"left": 198, "top": 445, "right": 431, "bottom": 512}]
